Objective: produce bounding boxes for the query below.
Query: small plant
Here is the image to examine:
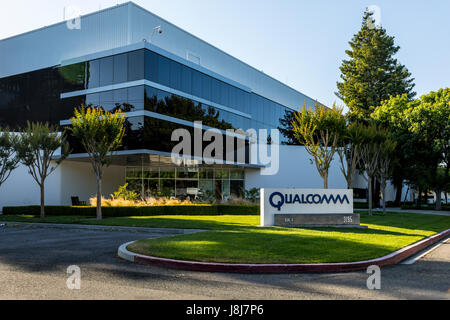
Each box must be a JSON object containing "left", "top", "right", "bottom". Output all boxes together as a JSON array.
[
  {"left": 244, "top": 188, "right": 260, "bottom": 203},
  {"left": 112, "top": 183, "right": 140, "bottom": 201},
  {"left": 198, "top": 190, "right": 215, "bottom": 203}
]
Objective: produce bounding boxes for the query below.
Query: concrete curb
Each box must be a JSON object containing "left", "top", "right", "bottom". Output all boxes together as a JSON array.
[
  {"left": 3, "top": 222, "right": 203, "bottom": 235},
  {"left": 118, "top": 228, "right": 450, "bottom": 274}
]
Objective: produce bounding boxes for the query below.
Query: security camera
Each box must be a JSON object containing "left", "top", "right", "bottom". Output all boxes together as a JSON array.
[{"left": 158, "top": 28, "right": 163, "bottom": 34}]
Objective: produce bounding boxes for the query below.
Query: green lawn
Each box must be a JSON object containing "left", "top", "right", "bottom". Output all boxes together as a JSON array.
[
  {"left": 1, "top": 212, "right": 449, "bottom": 264},
  {"left": 127, "top": 212, "right": 450, "bottom": 264}
]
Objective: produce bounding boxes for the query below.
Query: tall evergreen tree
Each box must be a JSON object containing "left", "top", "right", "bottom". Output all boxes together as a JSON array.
[{"left": 336, "top": 10, "right": 416, "bottom": 122}]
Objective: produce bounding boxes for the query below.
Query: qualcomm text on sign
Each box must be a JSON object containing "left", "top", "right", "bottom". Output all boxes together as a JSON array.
[{"left": 260, "top": 189, "right": 354, "bottom": 226}]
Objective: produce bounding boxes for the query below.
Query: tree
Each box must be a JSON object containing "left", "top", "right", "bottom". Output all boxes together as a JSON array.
[
  {"left": 371, "top": 94, "right": 418, "bottom": 205},
  {"left": 15, "top": 122, "right": 69, "bottom": 218},
  {"left": 359, "top": 125, "right": 388, "bottom": 215},
  {"left": 377, "top": 139, "right": 397, "bottom": 215},
  {"left": 0, "top": 128, "right": 20, "bottom": 189},
  {"left": 336, "top": 10, "right": 415, "bottom": 123},
  {"left": 69, "top": 106, "right": 126, "bottom": 220},
  {"left": 292, "top": 103, "right": 346, "bottom": 189},
  {"left": 407, "top": 88, "right": 450, "bottom": 210},
  {"left": 337, "top": 122, "right": 366, "bottom": 189},
  {"left": 278, "top": 109, "right": 301, "bottom": 145}
]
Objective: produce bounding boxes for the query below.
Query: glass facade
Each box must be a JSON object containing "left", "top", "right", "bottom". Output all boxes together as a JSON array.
[
  {"left": 0, "top": 46, "right": 314, "bottom": 198},
  {"left": 58, "top": 49, "right": 299, "bottom": 133},
  {"left": 0, "top": 48, "right": 312, "bottom": 138},
  {"left": 126, "top": 166, "right": 245, "bottom": 200}
]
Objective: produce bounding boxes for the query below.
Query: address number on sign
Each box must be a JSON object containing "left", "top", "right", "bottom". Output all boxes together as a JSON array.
[{"left": 344, "top": 216, "right": 353, "bottom": 224}]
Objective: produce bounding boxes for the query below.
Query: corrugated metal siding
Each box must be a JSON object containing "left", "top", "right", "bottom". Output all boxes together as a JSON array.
[
  {"left": 0, "top": 2, "right": 317, "bottom": 110},
  {"left": 128, "top": 4, "right": 316, "bottom": 110},
  {"left": 0, "top": 4, "right": 130, "bottom": 78}
]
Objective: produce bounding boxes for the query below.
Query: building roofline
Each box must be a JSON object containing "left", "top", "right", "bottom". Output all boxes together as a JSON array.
[
  {"left": 0, "top": 1, "right": 324, "bottom": 108},
  {"left": 128, "top": 2, "right": 323, "bottom": 107},
  {"left": 0, "top": 3, "right": 131, "bottom": 43}
]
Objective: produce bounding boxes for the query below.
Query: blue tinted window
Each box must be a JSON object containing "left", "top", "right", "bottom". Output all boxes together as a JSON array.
[
  {"left": 181, "top": 66, "right": 192, "bottom": 94},
  {"left": 211, "top": 78, "right": 221, "bottom": 104},
  {"left": 263, "top": 99, "right": 271, "bottom": 124},
  {"left": 86, "top": 60, "right": 100, "bottom": 89},
  {"left": 128, "top": 86, "right": 144, "bottom": 110},
  {"left": 128, "top": 50, "right": 144, "bottom": 82},
  {"left": 234, "top": 89, "right": 244, "bottom": 112},
  {"left": 192, "top": 71, "right": 202, "bottom": 97},
  {"left": 170, "top": 61, "right": 182, "bottom": 91},
  {"left": 145, "top": 51, "right": 158, "bottom": 83},
  {"left": 255, "top": 96, "right": 264, "bottom": 122},
  {"left": 113, "top": 88, "right": 128, "bottom": 105},
  {"left": 99, "top": 57, "right": 114, "bottom": 87},
  {"left": 158, "top": 55, "right": 171, "bottom": 87},
  {"left": 229, "top": 87, "right": 238, "bottom": 109},
  {"left": 86, "top": 92, "right": 100, "bottom": 107},
  {"left": 114, "top": 54, "right": 128, "bottom": 84},
  {"left": 201, "top": 74, "right": 212, "bottom": 101},
  {"left": 99, "top": 90, "right": 114, "bottom": 111},
  {"left": 243, "top": 92, "right": 251, "bottom": 114},
  {"left": 219, "top": 82, "right": 229, "bottom": 106}
]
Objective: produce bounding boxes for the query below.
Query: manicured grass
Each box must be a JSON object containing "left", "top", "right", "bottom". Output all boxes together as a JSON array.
[
  {"left": 127, "top": 212, "right": 450, "bottom": 264},
  {"left": 2, "top": 211, "right": 449, "bottom": 264}
]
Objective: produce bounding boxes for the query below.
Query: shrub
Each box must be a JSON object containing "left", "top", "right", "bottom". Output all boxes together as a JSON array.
[
  {"left": 112, "top": 183, "right": 140, "bottom": 201},
  {"left": 90, "top": 196, "right": 196, "bottom": 207}
]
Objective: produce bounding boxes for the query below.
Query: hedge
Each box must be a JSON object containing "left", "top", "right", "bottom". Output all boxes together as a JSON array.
[{"left": 2, "top": 205, "right": 260, "bottom": 217}]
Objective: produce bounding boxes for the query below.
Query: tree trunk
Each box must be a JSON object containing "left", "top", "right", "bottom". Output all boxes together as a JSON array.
[
  {"left": 418, "top": 187, "right": 423, "bottom": 206},
  {"left": 435, "top": 191, "right": 442, "bottom": 211},
  {"left": 382, "top": 183, "right": 387, "bottom": 215},
  {"left": 394, "top": 181, "right": 403, "bottom": 207},
  {"left": 40, "top": 184, "right": 45, "bottom": 219},
  {"left": 368, "top": 176, "right": 373, "bottom": 216},
  {"left": 323, "top": 171, "right": 328, "bottom": 189},
  {"left": 96, "top": 177, "right": 102, "bottom": 220},
  {"left": 374, "top": 179, "right": 381, "bottom": 208}
]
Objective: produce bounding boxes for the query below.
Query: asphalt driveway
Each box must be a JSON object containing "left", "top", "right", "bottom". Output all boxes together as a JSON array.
[{"left": 0, "top": 224, "right": 448, "bottom": 300}]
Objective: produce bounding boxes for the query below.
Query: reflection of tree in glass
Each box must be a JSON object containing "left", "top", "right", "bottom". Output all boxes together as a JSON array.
[{"left": 145, "top": 92, "right": 233, "bottom": 130}]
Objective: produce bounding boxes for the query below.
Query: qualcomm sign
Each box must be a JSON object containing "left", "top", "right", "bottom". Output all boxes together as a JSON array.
[{"left": 260, "top": 188, "right": 353, "bottom": 227}]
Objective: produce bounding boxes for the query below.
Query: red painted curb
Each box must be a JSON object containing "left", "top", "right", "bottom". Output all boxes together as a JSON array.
[{"left": 133, "top": 228, "right": 450, "bottom": 274}]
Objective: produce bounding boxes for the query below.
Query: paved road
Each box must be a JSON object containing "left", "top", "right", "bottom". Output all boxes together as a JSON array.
[{"left": 0, "top": 224, "right": 448, "bottom": 300}]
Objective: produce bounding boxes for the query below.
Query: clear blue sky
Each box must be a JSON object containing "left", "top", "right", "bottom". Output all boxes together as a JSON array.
[{"left": 1, "top": 0, "right": 449, "bottom": 110}]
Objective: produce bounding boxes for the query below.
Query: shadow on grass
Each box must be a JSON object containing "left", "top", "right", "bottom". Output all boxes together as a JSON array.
[
  {"left": 129, "top": 228, "right": 425, "bottom": 264},
  {"left": 81, "top": 216, "right": 259, "bottom": 231}
]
